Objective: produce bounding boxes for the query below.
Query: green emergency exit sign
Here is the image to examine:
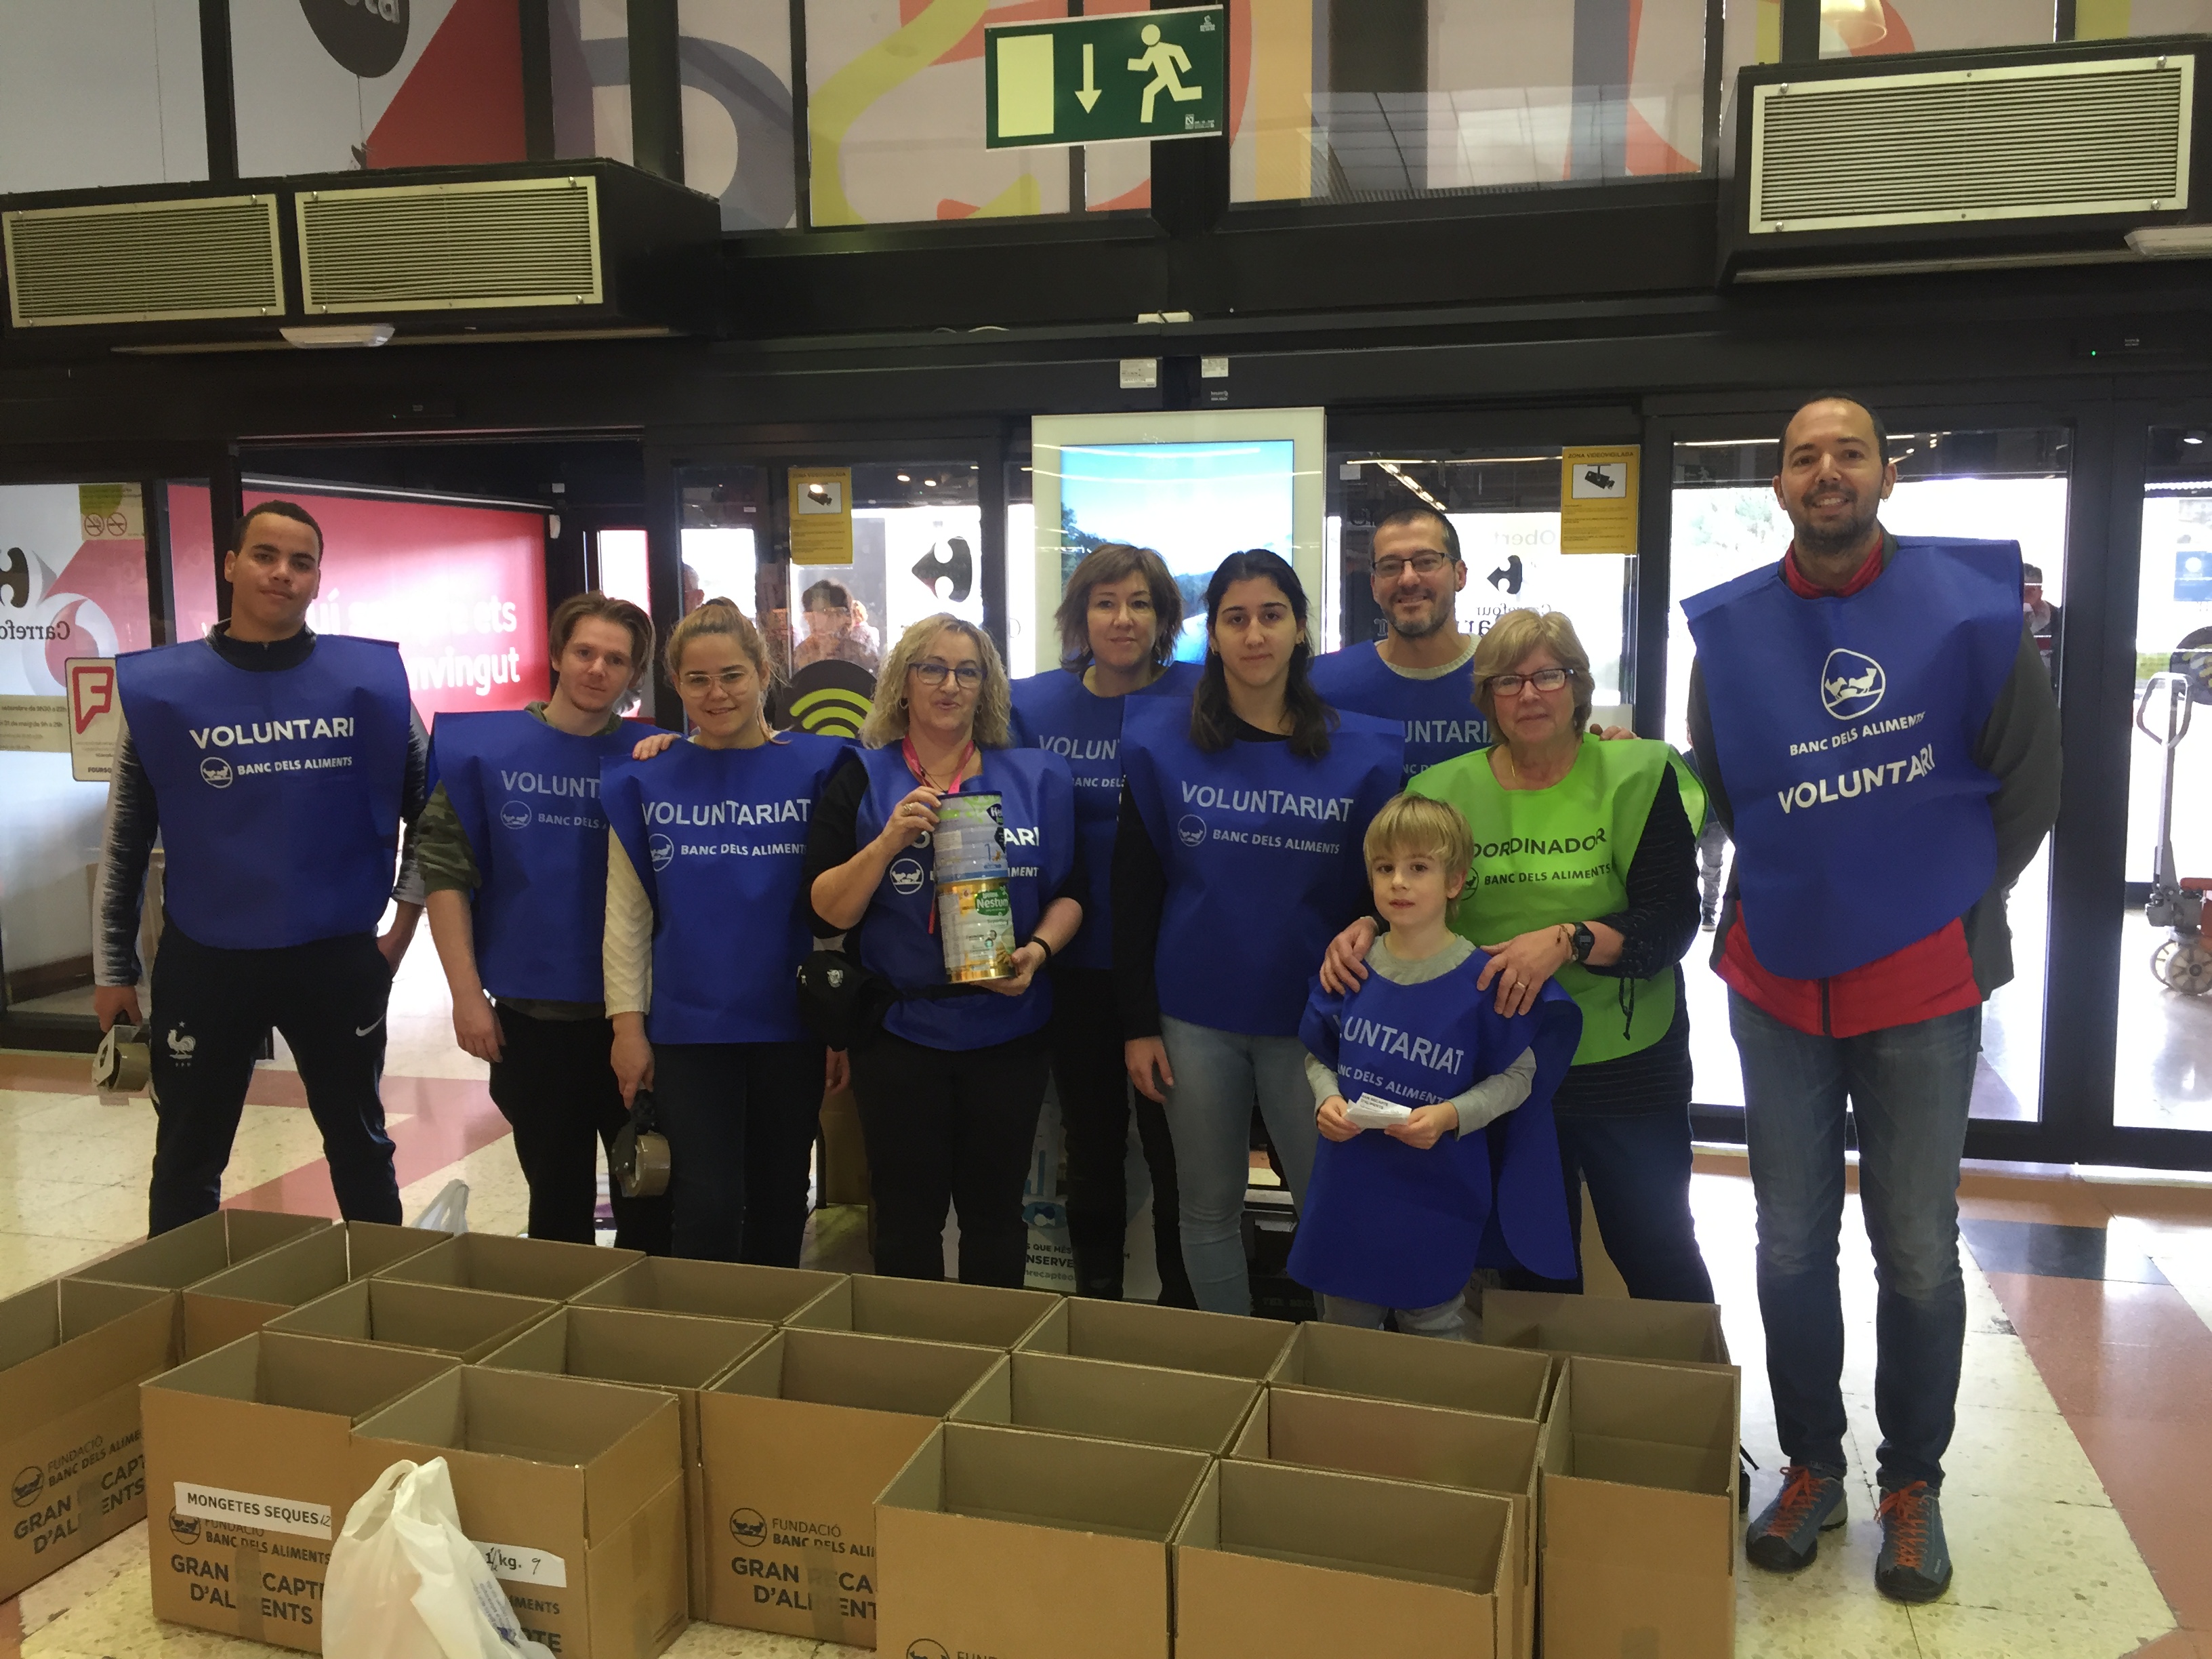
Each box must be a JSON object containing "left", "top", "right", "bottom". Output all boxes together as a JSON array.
[{"left": 985, "top": 5, "right": 1227, "bottom": 150}]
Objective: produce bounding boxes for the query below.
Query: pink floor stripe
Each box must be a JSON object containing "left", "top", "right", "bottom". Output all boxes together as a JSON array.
[{"left": 224, "top": 1075, "right": 513, "bottom": 1219}]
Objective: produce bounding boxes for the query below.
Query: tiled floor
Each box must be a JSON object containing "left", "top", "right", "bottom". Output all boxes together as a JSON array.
[{"left": 0, "top": 933, "right": 2208, "bottom": 1656}]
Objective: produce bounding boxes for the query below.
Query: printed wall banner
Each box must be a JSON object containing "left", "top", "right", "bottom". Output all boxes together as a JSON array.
[
  {"left": 0, "top": 697, "right": 67, "bottom": 753},
  {"left": 0, "top": 484, "right": 152, "bottom": 698},
  {"left": 1560, "top": 446, "right": 1641, "bottom": 555}
]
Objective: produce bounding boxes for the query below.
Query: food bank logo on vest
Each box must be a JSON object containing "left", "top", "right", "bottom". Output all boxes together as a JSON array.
[
  {"left": 200, "top": 756, "right": 232, "bottom": 788},
  {"left": 890, "top": 857, "right": 925, "bottom": 893},
  {"left": 1821, "top": 649, "right": 1885, "bottom": 720},
  {"left": 649, "top": 834, "right": 675, "bottom": 872},
  {"left": 1176, "top": 813, "right": 1207, "bottom": 847}
]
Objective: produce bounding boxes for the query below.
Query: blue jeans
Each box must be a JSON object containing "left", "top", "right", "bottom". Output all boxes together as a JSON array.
[
  {"left": 1730, "top": 991, "right": 1978, "bottom": 1491},
  {"left": 1515, "top": 1107, "right": 1716, "bottom": 1304},
  {"left": 1159, "top": 1016, "right": 1315, "bottom": 1316}
]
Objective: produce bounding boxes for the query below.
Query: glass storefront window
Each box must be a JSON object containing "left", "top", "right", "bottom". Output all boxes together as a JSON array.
[
  {"left": 0, "top": 483, "right": 155, "bottom": 1019},
  {"left": 1668, "top": 426, "right": 2068, "bottom": 1120},
  {"left": 1330, "top": 447, "right": 1637, "bottom": 710},
  {"left": 2116, "top": 427, "right": 2212, "bottom": 1130},
  {"left": 0, "top": 3, "right": 207, "bottom": 194}
]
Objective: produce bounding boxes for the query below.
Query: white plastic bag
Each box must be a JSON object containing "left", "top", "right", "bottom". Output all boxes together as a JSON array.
[
  {"left": 410, "top": 1179, "right": 470, "bottom": 1233},
  {"left": 324, "top": 1457, "right": 551, "bottom": 1659}
]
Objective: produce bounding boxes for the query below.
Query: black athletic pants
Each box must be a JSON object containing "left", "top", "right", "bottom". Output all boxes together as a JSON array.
[
  {"left": 487, "top": 1006, "right": 671, "bottom": 1254},
  {"left": 147, "top": 922, "right": 401, "bottom": 1235},
  {"left": 650, "top": 1040, "right": 825, "bottom": 1266},
  {"left": 848, "top": 1029, "right": 1049, "bottom": 1288},
  {"left": 1049, "top": 966, "right": 1195, "bottom": 1305}
]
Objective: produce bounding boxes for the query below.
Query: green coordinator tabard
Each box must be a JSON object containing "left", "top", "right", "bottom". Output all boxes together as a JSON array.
[
  {"left": 1410, "top": 737, "right": 1707, "bottom": 1066},
  {"left": 984, "top": 5, "right": 1227, "bottom": 149}
]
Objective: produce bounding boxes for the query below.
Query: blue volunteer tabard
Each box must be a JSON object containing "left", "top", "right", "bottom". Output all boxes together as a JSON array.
[
  {"left": 116, "top": 634, "right": 412, "bottom": 949},
  {"left": 1118, "top": 695, "right": 1403, "bottom": 1038},
  {"left": 1681, "top": 535, "right": 2024, "bottom": 980},
  {"left": 1290, "top": 956, "right": 1582, "bottom": 1305},
  {"left": 601, "top": 733, "right": 850, "bottom": 1044},
  {"left": 430, "top": 710, "right": 643, "bottom": 1003},
  {"left": 1008, "top": 659, "right": 1201, "bottom": 971},
  {"left": 851, "top": 744, "right": 1077, "bottom": 1050},
  {"left": 1307, "top": 639, "right": 1488, "bottom": 781}
]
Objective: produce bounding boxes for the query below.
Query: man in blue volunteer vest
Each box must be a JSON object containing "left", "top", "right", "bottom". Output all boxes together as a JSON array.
[
  {"left": 1307, "top": 506, "right": 1488, "bottom": 779},
  {"left": 93, "top": 501, "right": 430, "bottom": 1234},
  {"left": 1684, "top": 398, "right": 2060, "bottom": 1604},
  {"left": 419, "top": 592, "right": 669, "bottom": 1254}
]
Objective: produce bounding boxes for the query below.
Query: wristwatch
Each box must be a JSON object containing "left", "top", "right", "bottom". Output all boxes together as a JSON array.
[{"left": 1568, "top": 922, "right": 1595, "bottom": 964}]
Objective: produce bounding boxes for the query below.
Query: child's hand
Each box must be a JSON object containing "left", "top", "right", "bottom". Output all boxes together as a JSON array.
[
  {"left": 1316, "top": 1096, "right": 1361, "bottom": 1142},
  {"left": 1385, "top": 1103, "right": 1460, "bottom": 1150}
]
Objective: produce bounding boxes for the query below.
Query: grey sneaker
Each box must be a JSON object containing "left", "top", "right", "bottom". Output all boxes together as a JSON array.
[
  {"left": 1875, "top": 1481, "right": 1952, "bottom": 1603},
  {"left": 1744, "top": 1464, "right": 1848, "bottom": 1572}
]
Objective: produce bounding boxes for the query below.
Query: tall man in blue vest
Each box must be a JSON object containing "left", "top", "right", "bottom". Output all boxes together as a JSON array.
[
  {"left": 93, "top": 501, "right": 429, "bottom": 1233},
  {"left": 1309, "top": 506, "right": 1488, "bottom": 778},
  {"left": 1684, "top": 398, "right": 2060, "bottom": 1604}
]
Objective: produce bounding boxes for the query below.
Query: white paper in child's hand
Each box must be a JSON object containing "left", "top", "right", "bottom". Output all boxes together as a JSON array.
[{"left": 1345, "top": 1094, "right": 1413, "bottom": 1129}]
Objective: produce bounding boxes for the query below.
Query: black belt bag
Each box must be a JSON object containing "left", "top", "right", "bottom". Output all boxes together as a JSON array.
[{"left": 795, "top": 948, "right": 979, "bottom": 1052}]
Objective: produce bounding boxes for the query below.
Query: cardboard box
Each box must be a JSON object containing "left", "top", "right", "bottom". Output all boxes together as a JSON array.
[
  {"left": 1540, "top": 1355, "right": 1740, "bottom": 1659},
  {"left": 784, "top": 1275, "right": 1059, "bottom": 1348},
  {"left": 479, "top": 1305, "right": 773, "bottom": 1618},
  {"left": 265, "top": 1279, "right": 556, "bottom": 1363},
  {"left": 1479, "top": 1288, "right": 1730, "bottom": 1367},
  {"left": 951, "top": 1351, "right": 1258, "bottom": 1454},
  {"left": 352, "top": 1367, "right": 689, "bottom": 1659},
  {"left": 1267, "top": 1322, "right": 1551, "bottom": 1420},
  {"left": 571, "top": 1256, "right": 844, "bottom": 1326},
  {"left": 66, "top": 1210, "right": 329, "bottom": 1292},
  {"left": 1231, "top": 1387, "right": 1540, "bottom": 1658},
  {"left": 876, "top": 1422, "right": 1211, "bottom": 1659},
  {"left": 373, "top": 1232, "right": 642, "bottom": 1303},
  {"left": 179, "top": 1223, "right": 449, "bottom": 1360},
  {"left": 0, "top": 1277, "right": 176, "bottom": 1601},
  {"left": 696, "top": 1327, "right": 1002, "bottom": 1647},
  {"left": 1174, "top": 1458, "right": 1514, "bottom": 1659},
  {"left": 1017, "top": 1297, "right": 1296, "bottom": 1379},
  {"left": 140, "top": 1330, "right": 459, "bottom": 1650}
]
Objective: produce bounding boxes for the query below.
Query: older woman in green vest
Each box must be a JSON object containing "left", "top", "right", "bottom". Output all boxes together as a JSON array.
[{"left": 1322, "top": 607, "right": 1713, "bottom": 1303}]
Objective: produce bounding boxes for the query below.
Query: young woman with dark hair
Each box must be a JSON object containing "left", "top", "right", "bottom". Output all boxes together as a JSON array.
[
  {"left": 1009, "top": 544, "right": 1200, "bottom": 1305},
  {"left": 1113, "top": 550, "right": 1402, "bottom": 1315}
]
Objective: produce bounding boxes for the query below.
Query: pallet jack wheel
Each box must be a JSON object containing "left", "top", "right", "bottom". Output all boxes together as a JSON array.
[{"left": 2153, "top": 939, "right": 2212, "bottom": 994}]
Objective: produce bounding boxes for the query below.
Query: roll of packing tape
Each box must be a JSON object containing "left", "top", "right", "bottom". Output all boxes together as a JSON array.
[
  {"left": 613, "top": 1124, "right": 671, "bottom": 1198},
  {"left": 94, "top": 1023, "right": 151, "bottom": 1093}
]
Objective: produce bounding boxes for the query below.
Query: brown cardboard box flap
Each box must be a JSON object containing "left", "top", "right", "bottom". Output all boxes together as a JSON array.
[
  {"left": 1233, "top": 1387, "right": 1539, "bottom": 1495},
  {"left": 785, "top": 1276, "right": 1058, "bottom": 1348},
  {"left": 1017, "top": 1298, "right": 1296, "bottom": 1378},
  {"left": 182, "top": 1228, "right": 350, "bottom": 1357},
  {"left": 880, "top": 1421, "right": 1208, "bottom": 1542},
  {"left": 951, "top": 1351, "right": 1258, "bottom": 1453},
  {"left": 717, "top": 1327, "right": 1002, "bottom": 1416},
  {"left": 1267, "top": 1320, "right": 1551, "bottom": 1418},
  {"left": 1480, "top": 1288, "right": 1730, "bottom": 1365},
  {"left": 354, "top": 1367, "right": 682, "bottom": 1544},
  {"left": 1555, "top": 1354, "right": 1740, "bottom": 1458},
  {"left": 373, "top": 1233, "right": 642, "bottom": 1303},
  {"left": 340, "top": 1221, "right": 449, "bottom": 1277},
  {"left": 571, "top": 1257, "right": 844, "bottom": 1325},
  {"left": 267, "top": 1278, "right": 556, "bottom": 1361},
  {"left": 1174, "top": 1461, "right": 1509, "bottom": 1658},
  {"left": 0, "top": 1278, "right": 174, "bottom": 1427},
  {"left": 148, "top": 1328, "right": 459, "bottom": 1421},
  {"left": 68, "top": 1210, "right": 329, "bottom": 1291},
  {"left": 481, "top": 1305, "right": 771, "bottom": 1391}
]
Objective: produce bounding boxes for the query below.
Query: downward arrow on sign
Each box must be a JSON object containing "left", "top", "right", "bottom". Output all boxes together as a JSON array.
[{"left": 1077, "top": 41, "right": 1101, "bottom": 111}]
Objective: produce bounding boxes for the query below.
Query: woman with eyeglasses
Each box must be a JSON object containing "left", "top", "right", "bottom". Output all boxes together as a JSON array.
[
  {"left": 1116, "top": 551, "right": 1403, "bottom": 1317},
  {"left": 805, "top": 613, "right": 1081, "bottom": 1286},
  {"left": 600, "top": 600, "right": 851, "bottom": 1265},
  {"left": 1322, "top": 607, "right": 1715, "bottom": 1304}
]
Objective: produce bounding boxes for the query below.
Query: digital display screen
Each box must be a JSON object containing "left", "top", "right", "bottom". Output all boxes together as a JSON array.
[{"left": 1057, "top": 440, "right": 1296, "bottom": 661}]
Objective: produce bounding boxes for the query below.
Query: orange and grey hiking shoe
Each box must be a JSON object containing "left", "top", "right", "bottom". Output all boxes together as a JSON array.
[
  {"left": 1875, "top": 1481, "right": 1952, "bottom": 1603},
  {"left": 1744, "top": 1463, "right": 1847, "bottom": 1572}
]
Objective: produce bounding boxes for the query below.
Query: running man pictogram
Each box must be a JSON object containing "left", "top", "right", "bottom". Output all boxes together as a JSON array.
[{"left": 1128, "top": 23, "right": 1202, "bottom": 124}]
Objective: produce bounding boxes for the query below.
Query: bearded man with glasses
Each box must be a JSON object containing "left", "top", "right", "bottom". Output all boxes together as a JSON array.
[{"left": 1309, "top": 506, "right": 1490, "bottom": 781}]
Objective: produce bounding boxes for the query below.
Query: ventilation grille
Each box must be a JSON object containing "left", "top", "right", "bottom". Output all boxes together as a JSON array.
[
  {"left": 298, "top": 176, "right": 602, "bottom": 314},
  {"left": 3, "top": 197, "right": 281, "bottom": 328},
  {"left": 1750, "top": 56, "right": 2192, "bottom": 234}
]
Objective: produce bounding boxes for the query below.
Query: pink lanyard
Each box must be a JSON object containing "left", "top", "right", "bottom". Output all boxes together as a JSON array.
[{"left": 900, "top": 739, "right": 975, "bottom": 932}]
